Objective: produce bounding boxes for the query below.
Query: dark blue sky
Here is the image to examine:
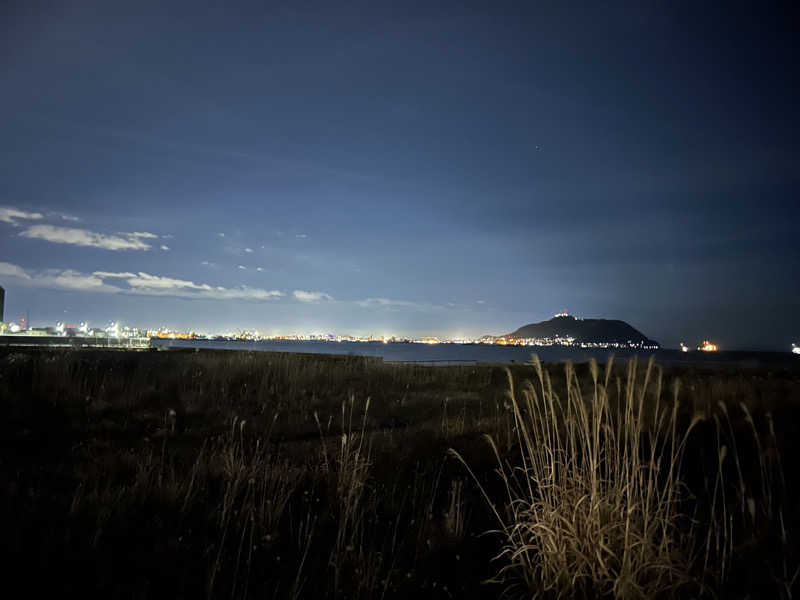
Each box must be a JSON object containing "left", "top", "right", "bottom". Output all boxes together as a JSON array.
[{"left": 1, "top": 1, "right": 798, "bottom": 349}]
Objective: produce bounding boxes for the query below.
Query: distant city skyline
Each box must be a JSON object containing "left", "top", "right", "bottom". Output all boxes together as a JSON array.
[{"left": 1, "top": 2, "right": 798, "bottom": 351}]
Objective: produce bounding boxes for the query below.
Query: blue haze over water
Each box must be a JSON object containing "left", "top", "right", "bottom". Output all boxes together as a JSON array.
[{"left": 151, "top": 339, "right": 796, "bottom": 369}]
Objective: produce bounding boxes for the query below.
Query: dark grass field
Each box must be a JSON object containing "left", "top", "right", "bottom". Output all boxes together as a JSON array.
[{"left": 1, "top": 347, "right": 799, "bottom": 599}]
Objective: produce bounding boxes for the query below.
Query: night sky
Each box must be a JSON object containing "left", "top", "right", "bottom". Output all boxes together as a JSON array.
[{"left": 1, "top": 1, "right": 798, "bottom": 350}]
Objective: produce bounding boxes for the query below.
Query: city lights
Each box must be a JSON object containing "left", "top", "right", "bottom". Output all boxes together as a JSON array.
[{"left": 0, "top": 303, "right": 781, "bottom": 354}]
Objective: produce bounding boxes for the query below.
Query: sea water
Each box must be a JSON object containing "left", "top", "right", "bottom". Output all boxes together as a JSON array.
[{"left": 150, "top": 338, "right": 795, "bottom": 368}]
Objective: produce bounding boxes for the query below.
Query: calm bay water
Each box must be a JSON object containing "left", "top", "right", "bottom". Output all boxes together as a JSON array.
[{"left": 150, "top": 338, "right": 796, "bottom": 369}]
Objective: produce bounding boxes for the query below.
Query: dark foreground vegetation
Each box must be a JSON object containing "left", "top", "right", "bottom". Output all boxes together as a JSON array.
[{"left": 1, "top": 348, "right": 799, "bottom": 599}]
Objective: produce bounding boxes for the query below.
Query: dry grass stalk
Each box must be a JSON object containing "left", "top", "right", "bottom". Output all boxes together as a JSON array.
[{"left": 452, "top": 356, "right": 706, "bottom": 599}]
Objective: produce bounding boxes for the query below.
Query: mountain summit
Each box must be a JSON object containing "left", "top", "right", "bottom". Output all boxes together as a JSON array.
[{"left": 506, "top": 314, "right": 659, "bottom": 348}]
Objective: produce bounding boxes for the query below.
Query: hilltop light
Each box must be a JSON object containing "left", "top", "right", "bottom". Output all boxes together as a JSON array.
[
  {"left": 680, "top": 342, "right": 689, "bottom": 353},
  {"left": 792, "top": 344, "right": 800, "bottom": 355},
  {"left": 698, "top": 340, "right": 718, "bottom": 352}
]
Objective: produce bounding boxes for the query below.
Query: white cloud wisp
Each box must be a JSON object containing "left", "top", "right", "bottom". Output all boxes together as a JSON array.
[
  {"left": 356, "top": 297, "right": 443, "bottom": 312},
  {"left": 20, "top": 225, "right": 157, "bottom": 251},
  {"left": 0, "top": 262, "right": 284, "bottom": 301},
  {"left": 293, "top": 290, "right": 334, "bottom": 303},
  {"left": 0, "top": 206, "right": 44, "bottom": 225}
]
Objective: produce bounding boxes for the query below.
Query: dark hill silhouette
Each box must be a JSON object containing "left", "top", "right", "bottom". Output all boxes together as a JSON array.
[{"left": 507, "top": 315, "right": 659, "bottom": 347}]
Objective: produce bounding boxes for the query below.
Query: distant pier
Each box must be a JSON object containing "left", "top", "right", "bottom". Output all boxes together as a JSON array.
[{"left": 0, "top": 335, "right": 151, "bottom": 349}]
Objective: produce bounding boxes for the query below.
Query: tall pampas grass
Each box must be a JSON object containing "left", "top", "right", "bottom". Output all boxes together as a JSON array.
[{"left": 452, "top": 356, "right": 707, "bottom": 598}]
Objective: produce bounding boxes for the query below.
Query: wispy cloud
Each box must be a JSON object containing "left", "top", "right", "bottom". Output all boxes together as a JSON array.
[
  {"left": 51, "top": 212, "right": 80, "bottom": 222},
  {"left": 160, "top": 245, "right": 170, "bottom": 251},
  {"left": 93, "top": 271, "right": 137, "bottom": 278},
  {"left": 0, "top": 262, "right": 284, "bottom": 301},
  {"left": 295, "top": 233, "right": 308, "bottom": 239},
  {"left": 238, "top": 265, "right": 247, "bottom": 270},
  {"left": 218, "top": 232, "right": 225, "bottom": 238},
  {"left": 125, "top": 231, "right": 159, "bottom": 239},
  {"left": 244, "top": 248, "right": 253, "bottom": 253},
  {"left": 356, "top": 297, "right": 433, "bottom": 311},
  {"left": 293, "top": 290, "right": 334, "bottom": 303},
  {"left": 20, "top": 225, "right": 155, "bottom": 250},
  {"left": 39, "top": 270, "right": 119, "bottom": 292},
  {"left": 476, "top": 300, "right": 486, "bottom": 304},
  {"left": 2, "top": 263, "right": 119, "bottom": 293},
  {"left": 0, "top": 206, "right": 44, "bottom": 226},
  {"left": 0, "top": 262, "right": 32, "bottom": 279},
  {"left": 106, "top": 271, "right": 284, "bottom": 300}
]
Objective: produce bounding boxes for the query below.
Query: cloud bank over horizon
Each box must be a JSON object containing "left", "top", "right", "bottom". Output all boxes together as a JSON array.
[{"left": 0, "top": 262, "right": 429, "bottom": 314}]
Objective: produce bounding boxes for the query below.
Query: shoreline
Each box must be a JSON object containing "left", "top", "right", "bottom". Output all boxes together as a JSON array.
[{"left": 1, "top": 336, "right": 797, "bottom": 372}]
